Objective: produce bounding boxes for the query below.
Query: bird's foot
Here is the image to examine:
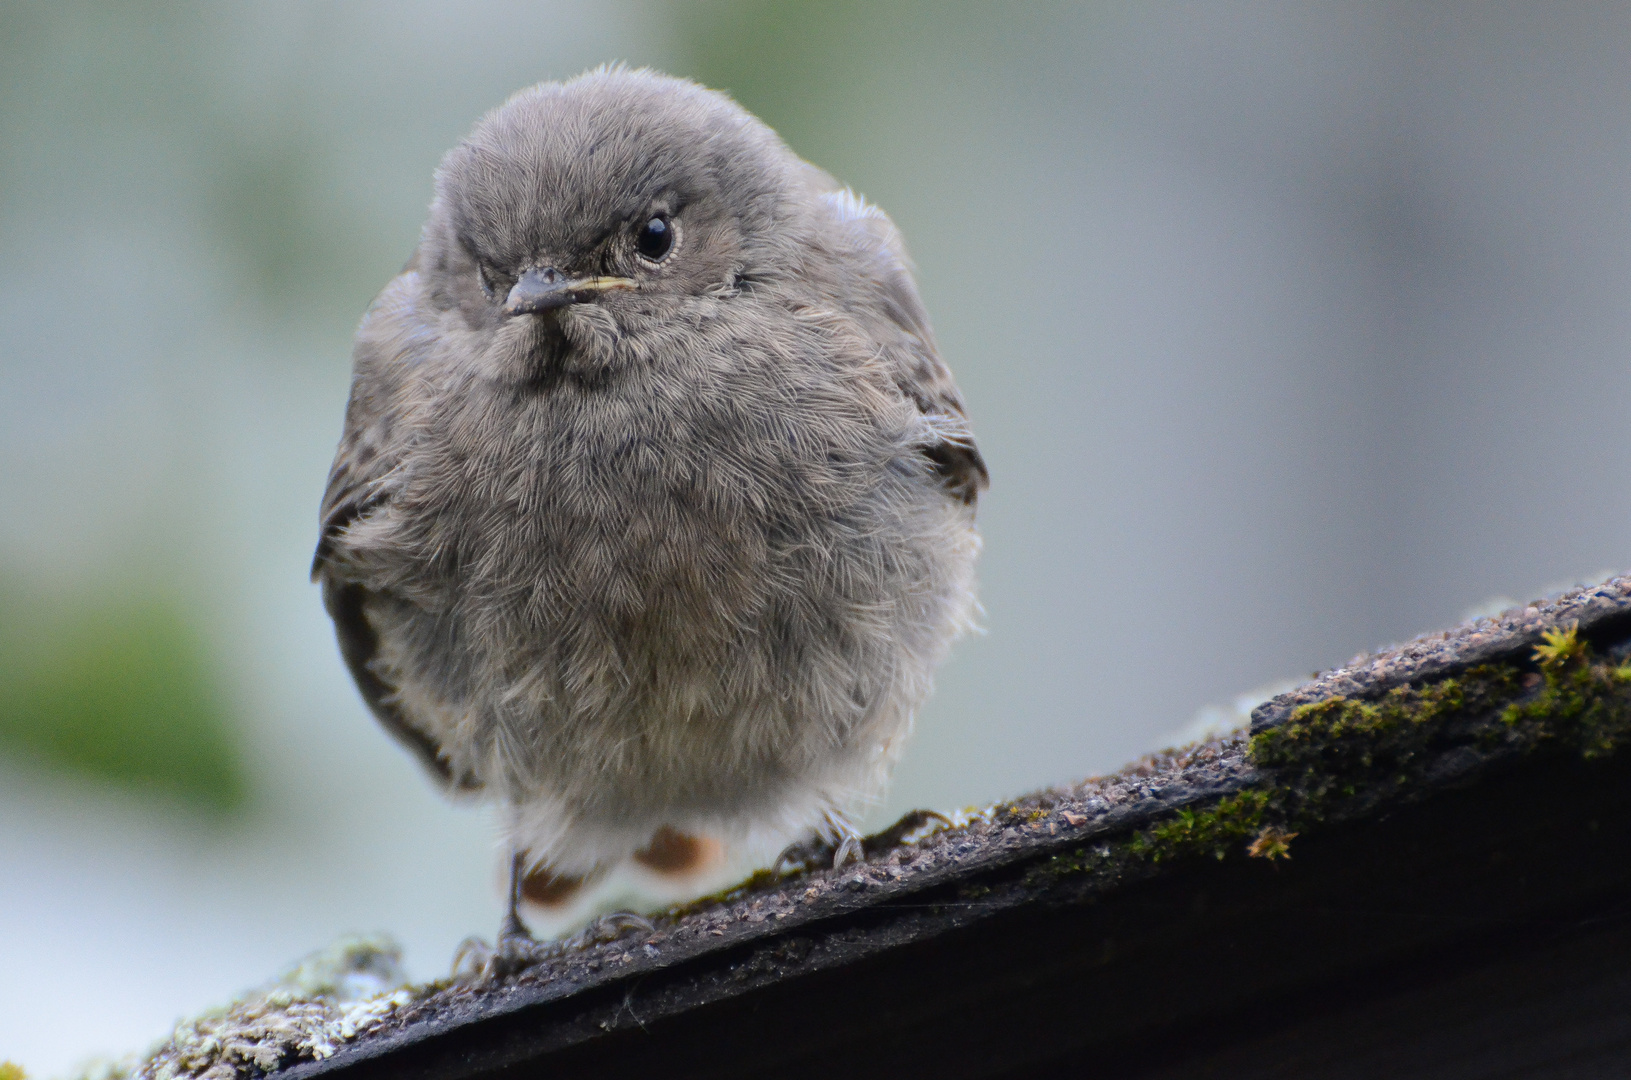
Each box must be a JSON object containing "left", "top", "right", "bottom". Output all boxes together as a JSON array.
[
  {"left": 772, "top": 835, "right": 838, "bottom": 877},
  {"left": 567, "top": 910, "right": 656, "bottom": 950},
  {"left": 773, "top": 809, "right": 951, "bottom": 878},
  {"left": 450, "top": 916, "right": 556, "bottom": 982},
  {"left": 861, "top": 808, "right": 952, "bottom": 857}
]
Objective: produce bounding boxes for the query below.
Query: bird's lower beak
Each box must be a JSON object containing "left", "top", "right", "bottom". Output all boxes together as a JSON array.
[{"left": 505, "top": 267, "right": 636, "bottom": 315}]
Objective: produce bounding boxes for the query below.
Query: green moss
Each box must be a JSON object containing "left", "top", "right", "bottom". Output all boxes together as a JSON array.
[
  {"left": 1502, "top": 632, "right": 1631, "bottom": 759},
  {"left": 1128, "top": 791, "right": 1270, "bottom": 863},
  {"left": 1247, "top": 825, "right": 1297, "bottom": 860},
  {"left": 678, "top": 625, "right": 1631, "bottom": 920},
  {"left": 1038, "top": 634, "right": 1631, "bottom": 885},
  {"left": 1533, "top": 622, "right": 1582, "bottom": 664},
  {"left": 1247, "top": 666, "right": 1526, "bottom": 814}
]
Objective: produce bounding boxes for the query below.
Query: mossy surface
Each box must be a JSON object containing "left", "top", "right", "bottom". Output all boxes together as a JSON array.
[
  {"left": 104, "top": 592, "right": 1631, "bottom": 1080},
  {"left": 1248, "top": 663, "right": 1527, "bottom": 817},
  {"left": 1127, "top": 790, "right": 1271, "bottom": 862},
  {"left": 1033, "top": 626, "right": 1631, "bottom": 889},
  {"left": 86, "top": 935, "right": 419, "bottom": 1080}
]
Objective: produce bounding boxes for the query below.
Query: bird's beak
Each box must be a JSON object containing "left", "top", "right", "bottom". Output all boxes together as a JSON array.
[{"left": 505, "top": 267, "right": 637, "bottom": 315}]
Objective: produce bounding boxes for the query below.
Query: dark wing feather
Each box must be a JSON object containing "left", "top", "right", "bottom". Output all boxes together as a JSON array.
[
  {"left": 826, "top": 189, "right": 989, "bottom": 505},
  {"left": 312, "top": 273, "right": 470, "bottom": 790},
  {"left": 921, "top": 436, "right": 988, "bottom": 505},
  {"left": 320, "top": 577, "right": 462, "bottom": 788},
  {"left": 312, "top": 420, "right": 386, "bottom": 577}
]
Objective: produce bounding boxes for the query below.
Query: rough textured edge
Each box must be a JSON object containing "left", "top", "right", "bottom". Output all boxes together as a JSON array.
[
  {"left": 277, "top": 738, "right": 1259, "bottom": 1076},
  {"left": 121, "top": 572, "right": 1631, "bottom": 1080},
  {"left": 83, "top": 936, "right": 422, "bottom": 1080},
  {"left": 1249, "top": 574, "right": 1631, "bottom": 732}
]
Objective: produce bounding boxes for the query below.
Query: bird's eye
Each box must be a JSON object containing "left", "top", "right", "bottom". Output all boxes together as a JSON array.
[{"left": 636, "top": 215, "right": 674, "bottom": 262}]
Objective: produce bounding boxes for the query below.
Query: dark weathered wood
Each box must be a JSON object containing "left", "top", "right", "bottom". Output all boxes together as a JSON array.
[
  {"left": 267, "top": 575, "right": 1631, "bottom": 1080},
  {"left": 1125, "top": 898, "right": 1631, "bottom": 1080},
  {"left": 283, "top": 751, "right": 1631, "bottom": 1080}
]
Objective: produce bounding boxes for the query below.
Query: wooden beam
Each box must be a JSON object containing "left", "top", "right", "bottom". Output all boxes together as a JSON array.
[{"left": 153, "top": 577, "right": 1631, "bottom": 1080}]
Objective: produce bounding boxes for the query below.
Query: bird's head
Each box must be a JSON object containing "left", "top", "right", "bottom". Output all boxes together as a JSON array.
[{"left": 420, "top": 67, "right": 821, "bottom": 379}]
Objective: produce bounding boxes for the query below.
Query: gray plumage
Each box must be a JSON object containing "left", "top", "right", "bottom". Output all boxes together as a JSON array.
[{"left": 314, "top": 67, "right": 985, "bottom": 895}]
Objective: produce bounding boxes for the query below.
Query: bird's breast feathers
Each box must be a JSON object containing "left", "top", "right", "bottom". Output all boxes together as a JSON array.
[{"left": 351, "top": 286, "right": 943, "bottom": 624}]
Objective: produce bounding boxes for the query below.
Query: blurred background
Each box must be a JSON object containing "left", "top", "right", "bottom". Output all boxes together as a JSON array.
[{"left": 5, "top": 2, "right": 1631, "bottom": 1073}]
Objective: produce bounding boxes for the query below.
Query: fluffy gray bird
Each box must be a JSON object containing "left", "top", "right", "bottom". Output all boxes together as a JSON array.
[{"left": 314, "top": 67, "right": 985, "bottom": 955}]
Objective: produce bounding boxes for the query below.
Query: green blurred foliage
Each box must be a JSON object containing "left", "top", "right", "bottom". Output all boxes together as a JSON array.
[{"left": 0, "top": 588, "right": 246, "bottom": 816}]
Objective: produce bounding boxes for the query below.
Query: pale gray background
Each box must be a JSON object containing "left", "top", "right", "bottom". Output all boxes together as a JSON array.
[{"left": 4, "top": 3, "right": 1630, "bottom": 1074}]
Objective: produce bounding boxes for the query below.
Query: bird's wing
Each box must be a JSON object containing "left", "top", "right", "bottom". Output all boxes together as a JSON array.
[
  {"left": 313, "top": 272, "right": 424, "bottom": 579},
  {"left": 822, "top": 188, "right": 989, "bottom": 505},
  {"left": 312, "top": 272, "right": 469, "bottom": 790}
]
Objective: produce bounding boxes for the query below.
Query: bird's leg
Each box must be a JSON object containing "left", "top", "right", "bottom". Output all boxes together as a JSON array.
[
  {"left": 833, "top": 833, "right": 864, "bottom": 867},
  {"left": 484, "top": 851, "right": 546, "bottom": 976},
  {"left": 450, "top": 855, "right": 632, "bottom": 980},
  {"left": 499, "top": 850, "right": 532, "bottom": 943},
  {"left": 451, "top": 851, "right": 549, "bottom": 981}
]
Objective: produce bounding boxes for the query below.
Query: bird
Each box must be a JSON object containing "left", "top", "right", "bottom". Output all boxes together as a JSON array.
[{"left": 313, "top": 66, "right": 986, "bottom": 966}]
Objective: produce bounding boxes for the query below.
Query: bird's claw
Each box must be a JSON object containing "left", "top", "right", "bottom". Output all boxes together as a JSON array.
[
  {"left": 862, "top": 808, "right": 951, "bottom": 856},
  {"left": 833, "top": 834, "right": 864, "bottom": 868},
  {"left": 773, "top": 836, "right": 836, "bottom": 877},
  {"left": 450, "top": 935, "right": 491, "bottom": 982},
  {"left": 571, "top": 910, "right": 655, "bottom": 948},
  {"left": 774, "top": 808, "right": 951, "bottom": 878},
  {"left": 450, "top": 923, "right": 555, "bottom": 982}
]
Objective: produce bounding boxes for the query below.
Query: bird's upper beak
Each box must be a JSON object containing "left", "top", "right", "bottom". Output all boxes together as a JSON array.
[{"left": 505, "top": 267, "right": 637, "bottom": 315}]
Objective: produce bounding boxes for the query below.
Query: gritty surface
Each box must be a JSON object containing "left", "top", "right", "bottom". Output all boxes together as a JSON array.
[
  {"left": 1251, "top": 575, "right": 1631, "bottom": 731},
  {"left": 119, "top": 574, "right": 1631, "bottom": 1080},
  {"left": 386, "top": 732, "right": 1253, "bottom": 1024},
  {"left": 111, "top": 936, "right": 418, "bottom": 1080}
]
